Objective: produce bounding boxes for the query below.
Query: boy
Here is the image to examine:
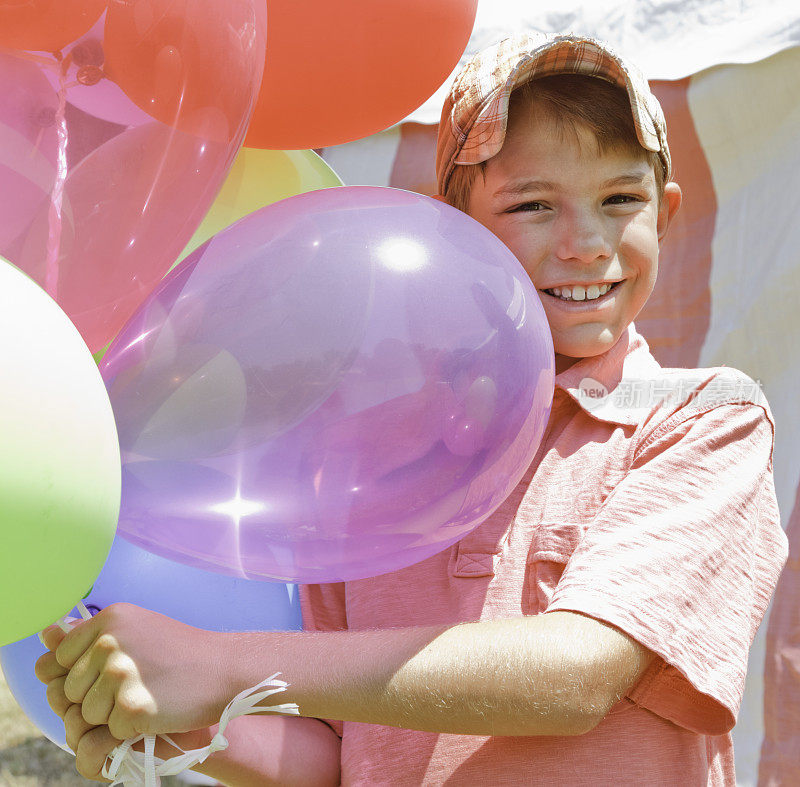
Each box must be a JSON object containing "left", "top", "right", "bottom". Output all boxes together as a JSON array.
[{"left": 37, "top": 32, "right": 788, "bottom": 785}]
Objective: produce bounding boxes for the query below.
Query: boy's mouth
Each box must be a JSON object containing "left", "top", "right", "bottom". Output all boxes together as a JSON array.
[{"left": 541, "top": 280, "right": 622, "bottom": 304}]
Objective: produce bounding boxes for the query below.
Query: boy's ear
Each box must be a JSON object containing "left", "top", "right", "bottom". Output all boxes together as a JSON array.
[{"left": 657, "top": 182, "right": 682, "bottom": 243}]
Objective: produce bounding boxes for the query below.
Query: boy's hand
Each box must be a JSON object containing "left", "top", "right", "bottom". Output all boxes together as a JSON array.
[
  {"left": 35, "top": 638, "right": 215, "bottom": 780},
  {"left": 37, "top": 603, "right": 233, "bottom": 740}
]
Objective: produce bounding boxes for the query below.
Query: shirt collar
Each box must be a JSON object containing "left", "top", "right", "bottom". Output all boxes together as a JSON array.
[{"left": 554, "top": 322, "right": 663, "bottom": 427}]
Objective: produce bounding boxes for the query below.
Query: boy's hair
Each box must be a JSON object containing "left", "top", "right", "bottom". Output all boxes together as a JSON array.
[
  {"left": 444, "top": 74, "right": 668, "bottom": 214},
  {"left": 435, "top": 33, "right": 671, "bottom": 207}
]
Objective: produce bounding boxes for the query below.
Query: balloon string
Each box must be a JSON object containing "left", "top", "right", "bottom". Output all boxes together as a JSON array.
[
  {"left": 44, "top": 55, "right": 69, "bottom": 300},
  {"left": 36, "top": 601, "right": 93, "bottom": 645},
  {"left": 0, "top": 47, "right": 54, "bottom": 66}
]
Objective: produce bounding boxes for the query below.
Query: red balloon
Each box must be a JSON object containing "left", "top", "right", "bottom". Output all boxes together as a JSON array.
[
  {"left": 244, "top": 0, "right": 478, "bottom": 149},
  {"left": 104, "top": 0, "right": 267, "bottom": 142},
  {"left": 0, "top": 0, "right": 106, "bottom": 53}
]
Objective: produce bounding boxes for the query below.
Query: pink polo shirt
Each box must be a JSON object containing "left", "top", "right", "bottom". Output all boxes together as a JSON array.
[{"left": 299, "top": 322, "right": 788, "bottom": 786}]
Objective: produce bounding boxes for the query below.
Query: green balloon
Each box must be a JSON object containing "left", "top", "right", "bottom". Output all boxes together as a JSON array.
[
  {"left": 0, "top": 259, "right": 120, "bottom": 647},
  {"left": 92, "top": 344, "right": 109, "bottom": 365}
]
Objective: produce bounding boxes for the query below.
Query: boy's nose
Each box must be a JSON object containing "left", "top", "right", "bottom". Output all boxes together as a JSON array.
[{"left": 554, "top": 212, "right": 612, "bottom": 263}]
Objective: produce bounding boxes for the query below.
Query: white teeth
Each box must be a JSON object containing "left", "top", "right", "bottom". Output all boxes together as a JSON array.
[{"left": 548, "top": 282, "right": 616, "bottom": 301}]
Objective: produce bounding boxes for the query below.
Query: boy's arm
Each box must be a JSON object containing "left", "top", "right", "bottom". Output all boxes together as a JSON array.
[
  {"left": 230, "top": 610, "right": 652, "bottom": 736},
  {"left": 42, "top": 604, "right": 653, "bottom": 740}
]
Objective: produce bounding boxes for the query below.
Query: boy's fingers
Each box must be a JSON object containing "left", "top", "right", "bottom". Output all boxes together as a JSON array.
[
  {"left": 79, "top": 670, "right": 117, "bottom": 727},
  {"left": 107, "top": 693, "right": 151, "bottom": 742},
  {"left": 45, "top": 676, "right": 72, "bottom": 718},
  {"left": 40, "top": 624, "right": 68, "bottom": 652},
  {"left": 74, "top": 726, "right": 119, "bottom": 783},
  {"left": 63, "top": 645, "right": 104, "bottom": 705},
  {"left": 34, "top": 651, "right": 68, "bottom": 684},
  {"left": 64, "top": 703, "right": 97, "bottom": 754},
  {"left": 55, "top": 615, "right": 99, "bottom": 670}
]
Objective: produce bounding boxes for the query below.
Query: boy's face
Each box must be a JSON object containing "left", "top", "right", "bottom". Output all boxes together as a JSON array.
[{"left": 463, "top": 109, "right": 681, "bottom": 373}]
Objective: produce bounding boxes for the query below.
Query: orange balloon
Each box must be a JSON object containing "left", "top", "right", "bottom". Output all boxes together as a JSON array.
[
  {"left": 0, "top": 0, "right": 106, "bottom": 53},
  {"left": 103, "top": 0, "right": 266, "bottom": 142},
  {"left": 244, "top": 0, "right": 478, "bottom": 150}
]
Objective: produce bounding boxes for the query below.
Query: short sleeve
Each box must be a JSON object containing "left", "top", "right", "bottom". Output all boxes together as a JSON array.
[
  {"left": 545, "top": 401, "right": 788, "bottom": 735},
  {"left": 298, "top": 581, "right": 348, "bottom": 738}
]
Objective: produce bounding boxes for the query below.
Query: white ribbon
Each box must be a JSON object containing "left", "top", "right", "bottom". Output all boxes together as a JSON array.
[
  {"left": 37, "top": 598, "right": 92, "bottom": 642},
  {"left": 42, "top": 604, "right": 300, "bottom": 786}
]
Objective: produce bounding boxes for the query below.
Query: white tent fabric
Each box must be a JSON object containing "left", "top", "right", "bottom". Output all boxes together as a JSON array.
[{"left": 407, "top": 0, "right": 800, "bottom": 124}]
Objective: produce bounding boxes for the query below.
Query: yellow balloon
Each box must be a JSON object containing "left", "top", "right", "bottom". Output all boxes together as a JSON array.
[{"left": 178, "top": 147, "right": 344, "bottom": 264}]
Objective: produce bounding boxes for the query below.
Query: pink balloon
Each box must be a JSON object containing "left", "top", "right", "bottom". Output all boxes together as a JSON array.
[
  {"left": 16, "top": 122, "right": 245, "bottom": 351},
  {"left": 0, "top": 52, "right": 59, "bottom": 250},
  {"left": 102, "top": 187, "right": 555, "bottom": 583},
  {"left": 0, "top": 1, "right": 266, "bottom": 352}
]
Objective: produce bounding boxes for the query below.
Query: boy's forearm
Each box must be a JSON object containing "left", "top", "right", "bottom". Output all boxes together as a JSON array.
[
  {"left": 190, "top": 715, "right": 340, "bottom": 787},
  {"left": 223, "top": 612, "right": 650, "bottom": 737}
]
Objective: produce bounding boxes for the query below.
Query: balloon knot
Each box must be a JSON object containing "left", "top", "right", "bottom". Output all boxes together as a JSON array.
[
  {"left": 77, "top": 65, "right": 104, "bottom": 86},
  {"left": 209, "top": 732, "right": 229, "bottom": 752}
]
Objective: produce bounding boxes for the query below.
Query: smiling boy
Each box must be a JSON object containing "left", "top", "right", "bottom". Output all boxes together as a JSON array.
[
  {"left": 449, "top": 77, "right": 677, "bottom": 374},
  {"left": 37, "top": 32, "right": 788, "bottom": 785}
]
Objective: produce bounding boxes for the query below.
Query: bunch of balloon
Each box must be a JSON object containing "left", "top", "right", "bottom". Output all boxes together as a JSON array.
[
  {"left": 0, "top": 0, "right": 266, "bottom": 353},
  {"left": 0, "top": 536, "right": 302, "bottom": 751},
  {"left": 101, "top": 186, "right": 556, "bottom": 585},
  {"left": 0, "top": 258, "right": 120, "bottom": 649}
]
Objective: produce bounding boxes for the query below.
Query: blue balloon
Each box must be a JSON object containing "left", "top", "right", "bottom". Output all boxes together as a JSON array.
[{"left": 0, "top": 536, "right": 302, "bottom": 750}]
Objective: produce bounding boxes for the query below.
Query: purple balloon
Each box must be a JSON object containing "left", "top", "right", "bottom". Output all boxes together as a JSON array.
[{"left": 102, "top": 186, "right": 555, "bottom": 583}]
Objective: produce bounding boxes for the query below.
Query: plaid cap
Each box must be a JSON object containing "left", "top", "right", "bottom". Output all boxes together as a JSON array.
[{"left": 436, "top": 32, "right": 672, "bottom": 195}]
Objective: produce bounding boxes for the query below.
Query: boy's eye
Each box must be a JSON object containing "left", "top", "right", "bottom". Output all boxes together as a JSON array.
[
  {"left": 604, "top": 194, "right": 641, "bottom": 205},
  {"left": 508, "top": 201, "right": 546, "bottom": 213}
]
